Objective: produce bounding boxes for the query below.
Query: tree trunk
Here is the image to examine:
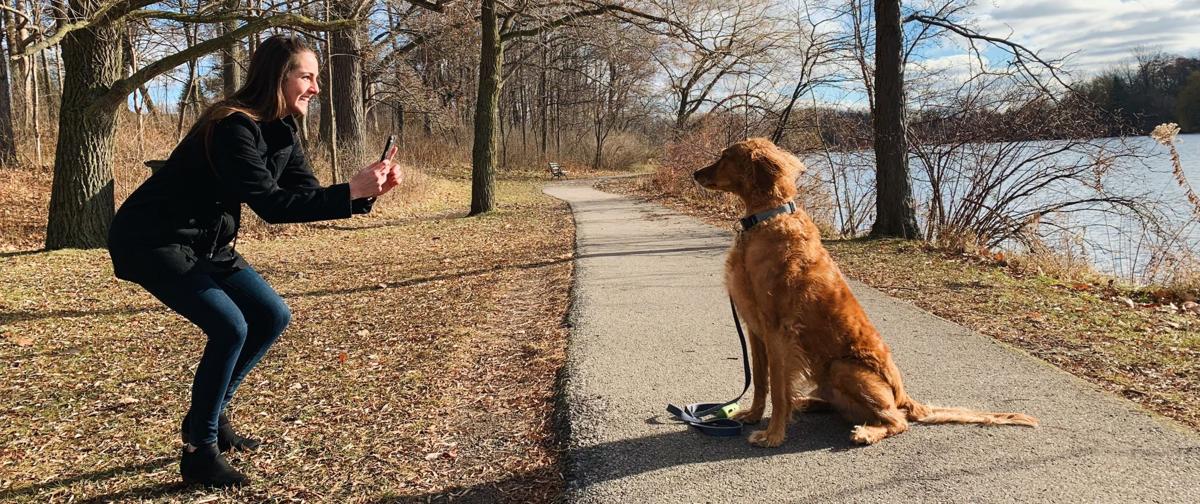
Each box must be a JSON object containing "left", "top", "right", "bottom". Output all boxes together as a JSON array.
[
  {"left": 330, "top": 4, "right": 366, "bottom": 176},
  {"left": 323, "top": 0, "right": 339, "bottom": 183},
  {"left": 318, "top": 54, "right": 333, "bottom": 146},
  {"left": 539, "top": 38, "right": 547, "bottom": 159},
  {"left": 499, "top": 100, "right": 507, "bottom": 168},
  {"left": 222, "top": 0, "right": 244, "bottom": 95},
  {"left": 45, "top": 13, "right": 123, "bottom": 249},
  {"left": 39, "top": 47, "right": 58, "bottom": 116},
  {"left": 869, "top": 0, "right": 919, "bottom": 239},
  {"left": 0, "top": 10, "right": 16, "bottom": 163},
  {"left": 122, "top": 30, "right": 157, "bottom": 115},
  {"left": 395, "top": 106, "right": 404, "bottom": 146},
  {"left": 469, "top": 0, "right": 502, "bottom": 215},
  {"left": 12, "top": 0, "right": 31, "bottom": 131},
  {"left": 176, "top": 59, "right": 197, "bottom": 141},
  {"left": 31, "top": 46, "right": 42, "bottom": 167}
]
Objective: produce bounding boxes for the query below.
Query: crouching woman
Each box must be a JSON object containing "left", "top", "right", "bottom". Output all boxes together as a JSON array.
[{"left": 107, "top": 35, "right": 400, "bottom": 487}]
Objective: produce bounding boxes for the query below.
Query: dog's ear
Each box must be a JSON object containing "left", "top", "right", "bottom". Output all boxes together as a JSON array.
[
  {"left": 748, "top": 139, "right": 805, "bottom": 178},
  {"left": 741, "top": 138, "right": 805, "bottom": 201}
]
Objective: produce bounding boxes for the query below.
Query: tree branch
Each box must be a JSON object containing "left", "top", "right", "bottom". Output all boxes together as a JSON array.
[
  {"left": 91, "top": 13, "right": 356, "bottom": 112},
  {"left": 14, "top": 0, "right": 162, "bottom": 58},
  {"left": 404, "top": 0, "right": 454, "bottom": 12},
  {"left": 903, "top": 13, "right": 1072, "bottom": 97}
]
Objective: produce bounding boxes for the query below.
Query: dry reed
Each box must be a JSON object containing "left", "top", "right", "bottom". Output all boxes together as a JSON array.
[{"left": 1153, "top": 122, "right": 1200, "bottom": 220}]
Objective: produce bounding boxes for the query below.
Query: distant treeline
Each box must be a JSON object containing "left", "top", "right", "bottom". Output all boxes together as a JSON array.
[
  {"left": 785, "top": 54, "right": 1200, "bottom": 150},
  {"left": 801, "top": 95, "right": 1112, "bottom": 150},
  {"left": 1076, "top": 54, "right": 1200, "bottom": 135}
]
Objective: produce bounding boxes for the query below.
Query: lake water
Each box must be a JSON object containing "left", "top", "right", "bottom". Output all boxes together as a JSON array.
[{"left": 802, "top": 134, "right": 1200, "bottom": 284}]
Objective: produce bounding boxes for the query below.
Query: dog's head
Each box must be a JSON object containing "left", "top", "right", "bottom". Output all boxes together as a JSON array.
[{"left": 693, "top": 138, "right": 806, "bottom": 203}]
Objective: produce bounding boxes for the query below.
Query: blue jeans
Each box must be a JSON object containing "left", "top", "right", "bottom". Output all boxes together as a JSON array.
[{"left": 139, "top": 266, "right": 290, "bottom": 446}]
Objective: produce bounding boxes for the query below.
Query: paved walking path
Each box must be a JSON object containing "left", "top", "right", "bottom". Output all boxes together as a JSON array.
[{"left": 544, "top": 181, "right": 1200, "bottom": 503}]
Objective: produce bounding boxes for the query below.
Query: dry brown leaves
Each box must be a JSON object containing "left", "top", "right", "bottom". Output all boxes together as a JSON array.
[
  {"left": 0, "top": 166, "right": 53, "bottom": 252},
  {"left": 0, "top": 178, "right": 575, "bottom": 502},
  {"left": 604, "top": 176, "right": 1200, "bottom": 432}
]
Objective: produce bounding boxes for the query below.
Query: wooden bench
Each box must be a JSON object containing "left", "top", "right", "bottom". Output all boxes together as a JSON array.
[{"left": 548, "top": 161, "right": 567, "bottom": 179}]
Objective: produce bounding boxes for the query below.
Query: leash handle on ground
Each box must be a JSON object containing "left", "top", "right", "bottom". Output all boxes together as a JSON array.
[{"left": 666, "top": 297, "right": 752, "bottom": 436}]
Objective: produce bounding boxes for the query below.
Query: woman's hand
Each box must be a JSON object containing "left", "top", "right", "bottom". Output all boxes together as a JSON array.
[
  {"left": 349, "top": 146, "right": 400, "bottom": 199},
  {"left": 384, "top": 162, "right": 403, "bottom": 191}
]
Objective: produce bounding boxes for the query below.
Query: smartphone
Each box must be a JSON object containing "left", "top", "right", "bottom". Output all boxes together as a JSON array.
[{"left": 380, "top": 134, "right": 396, "bottom": 162}]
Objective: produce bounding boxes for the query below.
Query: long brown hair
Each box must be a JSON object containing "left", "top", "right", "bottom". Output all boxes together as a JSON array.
[{"left": 185, "top": 34, "right": 315, "bottom": 142}]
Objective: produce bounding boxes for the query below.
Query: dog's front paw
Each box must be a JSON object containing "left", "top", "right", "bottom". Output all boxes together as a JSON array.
[
  {"left": 850, "top": 425, "right": 885, "bottom": 445},
  {"left": 731, "top": 409, "right": 763, "bottom": 424},
  {"left": 748, "top": 429, "right": 785, "bottom": 448}
]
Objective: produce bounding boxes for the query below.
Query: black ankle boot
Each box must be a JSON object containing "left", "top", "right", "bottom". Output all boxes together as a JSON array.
[
  {"left": 180, "top": 442, "right": 247, "bottom": 487},
  {"left": 181, "top": 412, "right": 262, "bottom": 452}
]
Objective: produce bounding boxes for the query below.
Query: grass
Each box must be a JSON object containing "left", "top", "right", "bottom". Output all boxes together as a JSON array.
[
  {"left": 0, "top": 167, "right": 576, "bottom": 501},
  {"left": 600, "top": 174, "right": 1200, "bottom": 432}
]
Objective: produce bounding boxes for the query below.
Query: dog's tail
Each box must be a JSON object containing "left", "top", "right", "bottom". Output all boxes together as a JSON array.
[
  {"left": 880, "top": 353, "right": 1037, "bottom": 427},
  {"left": 902, "top": 400, "right": 1038, "bottom": 427}
]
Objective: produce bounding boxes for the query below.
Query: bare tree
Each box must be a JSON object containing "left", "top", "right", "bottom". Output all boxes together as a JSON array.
[
  {"left": 870, "top": 0, "right": 920, "bottom": 238},
  {"left": 466, "top": 0, "right": 673, "bottom": 215},
  {"left": 770, "top": 0, "right": 848, "bottom": 144},
  {"left": 24, "top": 1, "right": 353, "bottom": 249},
  {"left": 0, "top": 9, "right": 15, "bottom": 163},
  {"left": 639, "top": 0, "right": 782, "bottom": 130}
]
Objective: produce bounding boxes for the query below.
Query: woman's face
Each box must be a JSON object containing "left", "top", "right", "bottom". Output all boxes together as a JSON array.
[{"left": 282, "top": 51, "right": 319, "bottom": 117}]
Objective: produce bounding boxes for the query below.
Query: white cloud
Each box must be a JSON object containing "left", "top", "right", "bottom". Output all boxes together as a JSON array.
[
  {"left": 973, "top": 0, "right": 1200, "bottom": 74},
  {"left": 905, "top": 53, "right": 998, "bottom": 91}
]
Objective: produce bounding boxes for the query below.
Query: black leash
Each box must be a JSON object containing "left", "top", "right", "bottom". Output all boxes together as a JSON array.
[
  {"left": 666, "top": 297, "right": 752, "bottom": 436},
  {"left": 666, "top": 201, "right": 796, "bottom": 436}
]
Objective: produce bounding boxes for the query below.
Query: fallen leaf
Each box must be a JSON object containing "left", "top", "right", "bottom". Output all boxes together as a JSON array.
[{"left": 338, "top": 352, "right": 348, "bottom": 364}]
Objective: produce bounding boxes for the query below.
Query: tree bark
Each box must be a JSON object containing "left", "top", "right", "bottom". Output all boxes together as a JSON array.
[
  {"left": 45, "top": 9, "right": 123, "bottom": 249},
  {"left": 330, "top": 1, "right": 366, "bottom": 176},
  {"left": 323, "top": 0, "right": 339, "bottom": 182},
  {"left": 869, "top": 0, "right": 919, "bottom": 239},
  {"left": 0, "top": 10, "right": 16, "bottom": 163},
  {"left": 318, "top": 51, "right": 333, "bottom": 146},
  {"left": 469, "top": 0, "right": 502, "bottom": 215},
  {"left": 539, "top": 38, "right": 547, "bottom": 159},
  {"left": 395, "top": 106, "right": 404, "bottom": 146},
  {"left": 12, "top": 0, "right": 31, "bottom": 131},
  {"left": 31, "top": 46, "right": 41, "bottom": 167},
  {"left": 222, "top": 0, "right": 244, "bottom": 95}
]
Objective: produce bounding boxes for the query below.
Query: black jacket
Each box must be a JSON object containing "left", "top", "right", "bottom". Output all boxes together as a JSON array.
[{"left": 108, "top": 112, "right": 370, "bottom": 284}]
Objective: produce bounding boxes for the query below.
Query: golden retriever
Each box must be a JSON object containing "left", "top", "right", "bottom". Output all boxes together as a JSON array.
[{"left": 693, "top": 138, "right": 1037, "bottom": 447}]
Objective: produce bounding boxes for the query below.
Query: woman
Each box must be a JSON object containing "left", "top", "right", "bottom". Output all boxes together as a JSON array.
[{"left": 108, "top": 35, "right": 398, "bottom": 487}]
